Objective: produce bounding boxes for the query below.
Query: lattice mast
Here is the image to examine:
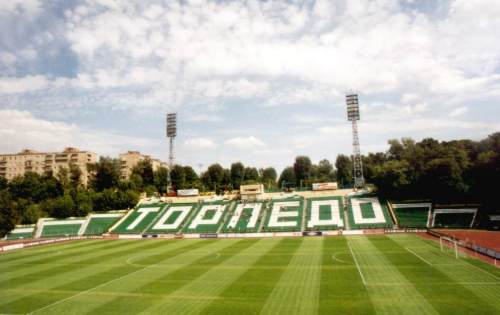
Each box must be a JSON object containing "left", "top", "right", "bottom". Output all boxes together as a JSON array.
[
  {"left": 346, "top": 94, "right": 365, "bottom": 188},
  {"left": 166, "top": 113, "right": 177, "bottom": 167}
]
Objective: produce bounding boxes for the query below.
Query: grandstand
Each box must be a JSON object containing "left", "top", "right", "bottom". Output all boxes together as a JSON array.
[
  {"left": 391, "top": 203, "right": 432, "bottom": 228},
  {"left": 145, "top": 203, "right": 198, "bottom": 234},
  {"left": 305, "top": 196, "right": 344, "bottom": 231},
  {"left": 182, "top": 201, "right": 230, "bottom": 233},
  {"left": 346, "top": 195, "right": 393, "bottom": 229},
  {"left": 38, "top": 218, "right": 86, "bottom": 238},
  {"left": 81, "top": 213, "right": 123, "bottom": 235},
  {"left": 221, "top": 201, "right": 267, "bottom": 233},
  {"left": 4, "top": 225, "right": 34, "bottom": 240},
  {"left": 262, "top": 197, "right": 304, "bottom": 232},
  {"left": 111, "top": 202, "right": 168, "bottom": 234},
  {"left": 432, "top": 208, "right": 478, "bottom": 228}
]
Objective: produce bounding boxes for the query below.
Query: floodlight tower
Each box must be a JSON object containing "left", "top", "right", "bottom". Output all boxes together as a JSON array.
[
  {"left": 166, "top": 113, "right": 177, "bottom": 167},
  {"left": 346, "top": 94, "right": 365, "bottom": 188}
]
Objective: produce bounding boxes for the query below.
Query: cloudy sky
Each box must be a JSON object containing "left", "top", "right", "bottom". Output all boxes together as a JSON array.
[{"left": 1, "top": 0, "right": 500, "bottom": 172}]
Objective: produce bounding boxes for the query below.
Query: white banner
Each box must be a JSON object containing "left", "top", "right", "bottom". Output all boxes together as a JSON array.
[
  {"left": 177, "top": 189, "right": 199, "bottom": 196},
  {"left": 312, "top": 182, "right": 338, "bottom": 191}
]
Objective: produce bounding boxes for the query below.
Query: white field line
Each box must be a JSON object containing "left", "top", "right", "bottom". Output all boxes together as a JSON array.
[
  {"left": 347, "top": 241, "right": 367, "bottom": 286},
  {"left": 331, "top": 252, "right": 350, "bottom": 264},
  {"left": 405, "top": 247, "right": 433, "bottom": 266},
  {"left": 27, "top": 241, "right": 202, "bottom": 315}
]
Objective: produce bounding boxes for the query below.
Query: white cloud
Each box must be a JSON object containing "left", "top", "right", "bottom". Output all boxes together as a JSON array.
[
  {"left": 225, "top": 136, "right": 265, "bottom": 149},
  {"left": 448, "top": 106, "right": 468, "bottom": 117},
  {"left": 183, "top": 137, "right": 216, "bottom": 150},
  {"left": 0, "top": 109, "right": 156, "bottom": 156},
  {"left": 0, "top": 0, "right": 41, "bottom": 17},
  {"left": 0, "top": 75, "right": 49, "bottom": 94},
  {"left": 186, "top": 114, "right": 223, "bottom": 123}
]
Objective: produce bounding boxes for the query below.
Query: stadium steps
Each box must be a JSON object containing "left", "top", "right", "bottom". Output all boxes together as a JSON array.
[
  {"left": 257, "top": 202, "right": 269, "bottom": 233},
  {"left": 142, "top": 204, "right": 171, "bottom": 234},
  {"left": 386, "top": 202, "right": 399, "bottom": 227},
  {"left": 342, "top": 196, "right": 350, "bottom": 230},
  {"left": 217, "top": 201, "right": 236, "bottom": 233}
]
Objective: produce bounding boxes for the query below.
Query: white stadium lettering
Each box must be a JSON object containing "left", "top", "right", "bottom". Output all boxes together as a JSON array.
[
  {"left": 151, "top": 206, "right": 192, "bottom": 230},
  {"left": 227, "top": 203, "right": 262, "bottom": 229},
  {"left": 268, "top": 201, "right": 300, "bottom": 227},
  {"left": 126, "top": 207, "right": 160, "bottom": 230},
  {"left": 189, "top": 204, "right": 225, "bottom": 228},
  {"left": 308, "top": 199, "right": 344, "bottom": 228},
  {"left": 351, "top": 198, "right": 386, "bottom": 224}
]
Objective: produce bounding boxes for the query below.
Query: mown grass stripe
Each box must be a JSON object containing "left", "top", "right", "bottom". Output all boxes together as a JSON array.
[
  {"left": 0, "top": 240, "right": 128, "bottom": 280},
  {"left": 319, "top": 237, "right": 375, "bottom": 314},
  {"left": 0, "top": 240, "right": 110, "bottom": 264},
  {"left": 199, "top": 238, "right": 303, "bottom": 315},
  {"left": 259, "top": 237, "right": 322, "bottom": 315},
  {"left": 389, "top": 234, "right": 500, "bottom": 312},
  {"left": 25, "top": 240, "right": 211, "bottom": 315},
  {"left": 347, "top": 236, "right": 439, "bottom": 315},
  {"left": 42, "top": 239, "right": 237, "bottom": 315},
  {"left": 0, "top": 240, "right": 115, "bottom": 268},
  {"left": 141, "top": 238, "right": 278, "bottom": 315},
  {"left": 136, "top": 239, "right": 259, "bottom": 314},
  {"left": 0, "top": 240, "right": 175, "bottom": 313},
  {"left": 0, "top": 240, "right": 137, "bottom": 286},
  {"left": 373, "top": 235, "right": 497, "bottom": 315}
]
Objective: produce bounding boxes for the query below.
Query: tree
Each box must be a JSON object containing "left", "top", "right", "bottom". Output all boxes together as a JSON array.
[
  {"left": 75, "top": 191, "right": 93, "bottom": 217},
  {"left": 56, "top": 166, "right": 70, "bottom": 189},
  {"left": 90, "top": 157, "right": 120, "bottom": 191},
  {"left": 183, "top": 166, "right": 199, "bottom": 188},
  {"left": 372, "top": 160, "right": 410, "bottom": 198},
  {"left": 202, "top": 164, "right": 225, "bottom": 192},
  {"left": 69, "top": 163, "right": 82, "bottom": 189},
  {"left": 230, "top": 162, "right": 245, "bottom": 189},
  {"left": 51, "top": 194, "right": 75, "bottom": 218},
  {"left": 132, "top": 159, "right": 155, "bottom": 187},
  {"left": 170, "top": 165, "right": 186, "bottom": 190},
  {"left": 293, "top": 156, "right": 312, "bottom": 187},
  {"left": 154, "top": 166, "right": 170, "bottom": 194},
  {"left": 260, "top": 167, "right": 277, "bottom": 188},
  {"left": 0, "top": 176, "right": 8, "bottom": 190},
  {"left": 0, "top": 191, "right": 19, "bottom": 237},
  {"left": 335, "top": 154, "right": 352, "bottom": 187},
  {"left": 278, "top": 167, "right": 296, "bottom": 189},
  {"left": 316, "top": 159, "right": 335, "bottom": 182},
  {"left": 243, "top": 167, "right": 259, "bottom": 183}
]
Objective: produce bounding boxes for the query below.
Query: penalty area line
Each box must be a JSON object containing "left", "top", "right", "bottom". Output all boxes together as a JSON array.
[{"left": 347, "top": 241, "right": 367, "bottom": 286}]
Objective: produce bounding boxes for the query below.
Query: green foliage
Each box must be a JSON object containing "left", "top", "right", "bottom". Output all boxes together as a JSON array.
[
  {"left": 335, "top": 154, "right": 352, "bottom": 187},
  {"left": 89, "top": 157, "right": 121, "bottom": 191},
  {"left": 51, "top": 194, "right": 76, "bottom": 218},
  {"left": 0, "top": 190, "right": 18, "bottom": 237},
  {"left": 293, "top": 156, "right": 312, "bottom": 186},
  {"left": 154, "top": 166, "right": 170, "bottom": 193},
  {"left": 278, "top": 166, "right": 296, "bottom": 188},
  {"left": 230, "top": 162, "right": 245, "bottom": 189},
  {"left": 260, "top": 167, "right": 277, "bottom": 188},
  {"left": 131, "top": 159, "right": 155, "bottom": 187}
]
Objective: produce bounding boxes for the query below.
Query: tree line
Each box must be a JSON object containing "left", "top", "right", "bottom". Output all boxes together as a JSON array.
[{"left": 1, "top": 132, "right": 498, "bottom": 236}]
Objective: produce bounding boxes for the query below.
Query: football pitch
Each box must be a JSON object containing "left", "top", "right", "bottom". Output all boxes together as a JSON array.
[{"left": 0, "top": 235, "right": 499, "bottom": 315}]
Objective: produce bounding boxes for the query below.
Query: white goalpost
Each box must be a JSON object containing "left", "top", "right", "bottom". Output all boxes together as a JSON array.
[{"left": 439, "top": 236, "right": 460, "bottom": 259}]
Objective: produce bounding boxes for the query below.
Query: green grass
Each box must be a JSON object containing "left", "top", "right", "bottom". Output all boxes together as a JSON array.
[{"left": 0, "top": 234, "right": 498, "bottom": 314}]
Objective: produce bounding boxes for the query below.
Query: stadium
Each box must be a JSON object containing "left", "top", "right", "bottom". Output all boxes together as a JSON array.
[{"left": 1, "top": 1, "right": 500, "bottom": 315}]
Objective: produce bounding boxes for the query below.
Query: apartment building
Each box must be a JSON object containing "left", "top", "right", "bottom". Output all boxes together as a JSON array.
[
  {"left": 0, "top": 147, "right": 97, "bottom": 186},
  {"left": 119, "top": 151, "right": 168, "bottom": 180}
]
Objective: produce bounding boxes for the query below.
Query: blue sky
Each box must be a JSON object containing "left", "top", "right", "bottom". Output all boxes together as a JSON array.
[{"left": 1, "top": 0, "right": 500, "bottom": 173}]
